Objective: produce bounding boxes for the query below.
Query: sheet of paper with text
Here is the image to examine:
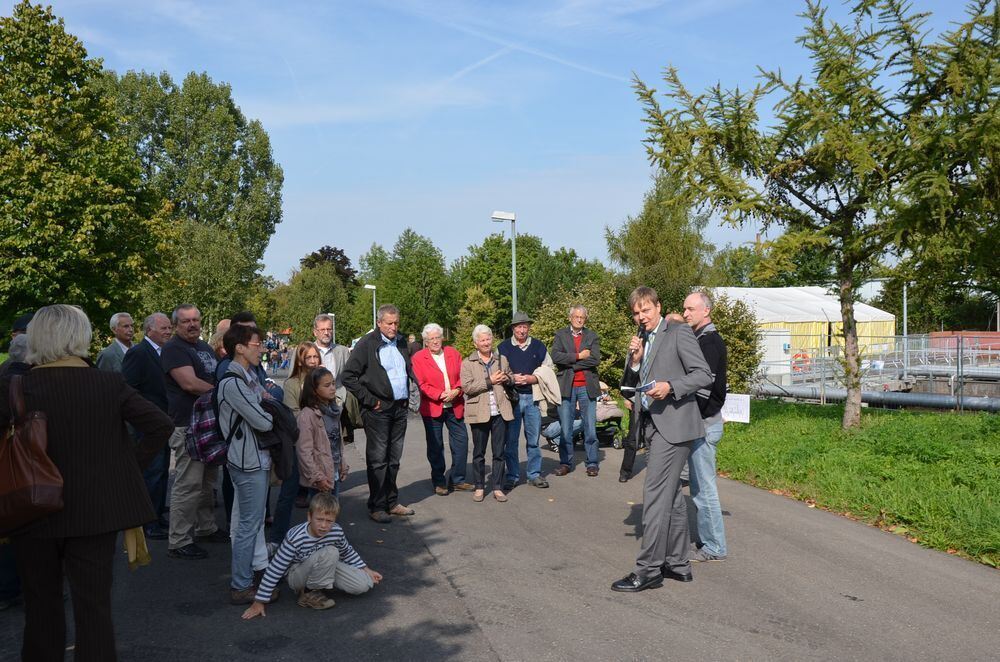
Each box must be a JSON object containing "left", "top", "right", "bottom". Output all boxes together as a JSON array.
[{"left": 721, "top": 394, "right": 750, "bottom": 423}]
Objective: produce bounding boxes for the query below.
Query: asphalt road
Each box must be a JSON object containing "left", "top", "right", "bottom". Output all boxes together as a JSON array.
[{"left": 2, "top": 415, "right": 998, "bottom": 661}]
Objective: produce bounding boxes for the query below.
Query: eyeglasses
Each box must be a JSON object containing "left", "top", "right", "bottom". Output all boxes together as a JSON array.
[{"left": 245, "top": 342, "right": 262, "bottom": 348}]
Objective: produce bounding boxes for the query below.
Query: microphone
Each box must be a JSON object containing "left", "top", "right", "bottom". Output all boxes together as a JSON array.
[{"left": 620, "top": 323, "right": 645, "bottom": 396}]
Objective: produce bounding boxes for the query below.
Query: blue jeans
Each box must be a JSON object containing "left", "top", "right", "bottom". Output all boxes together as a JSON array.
[
  {"left": 229, "top": 466, "right": 269, "bottom": 590},
  {"left": 688, "top": 420, "right": 726, "bottom": 556},
  {"left": 142, "top": 445, "right": 170, "bottom": 519},
  {"left": 505, "top": 392, "right": 542, "bottom": 483},
  {"left": 269, "top": 452, "right": 300, "bottom": 545},
  {"left": 558, "top": 386, "right": 598, "bottom": 469},
  {"left": 422, "top": 409, "right": 469, "bottom": 487}
]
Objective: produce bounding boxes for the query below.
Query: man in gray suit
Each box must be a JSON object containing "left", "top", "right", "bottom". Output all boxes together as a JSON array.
[
  {"left": 95, "top": 312, "right": 134, "bottom": 372},
  {"left": 612, "top": 286, "right": 713, "bottom": 592}
]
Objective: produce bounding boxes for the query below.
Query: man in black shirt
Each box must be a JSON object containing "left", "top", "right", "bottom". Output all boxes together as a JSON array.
[
  {"left": 682, "top": 292, "right": 729, "bottom": 562},
  {"left": 162, "top": 304, "right": 225, "bottom": 560}
]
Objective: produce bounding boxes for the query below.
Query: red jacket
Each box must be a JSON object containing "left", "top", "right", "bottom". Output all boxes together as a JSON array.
[{"left": 411, "top": 346, "right": 465, "bottom": 419}]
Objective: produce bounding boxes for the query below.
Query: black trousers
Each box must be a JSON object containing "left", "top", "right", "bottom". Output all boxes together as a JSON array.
[
  {"left": 471, "top": 415, "right": 507, "bottom": 490},
  {"left": 13, "top": 532, "right": 118, "bottom": 662},
  {"left": 362, "top": 400, "right": 409, "bottom": 513},
  {"left": 619, "top": 410, "right": 641, "bottom": 476}
]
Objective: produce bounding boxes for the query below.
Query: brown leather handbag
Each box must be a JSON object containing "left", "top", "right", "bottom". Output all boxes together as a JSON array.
[{"left": 0, "top": 375, "right": 64, "bottom": 535}]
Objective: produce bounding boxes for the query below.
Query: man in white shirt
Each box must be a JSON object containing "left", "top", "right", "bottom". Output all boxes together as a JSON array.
[{"left": 313, "top": 314, "right": 351, "bottom": 405}]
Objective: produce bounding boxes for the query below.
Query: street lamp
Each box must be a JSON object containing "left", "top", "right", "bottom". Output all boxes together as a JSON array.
[
  {"left": 325, "top": 312, "right": 336, "bottom": 344},
  {"left": 363, "top": 284, "right": 376, "bottom": 330},
  {"left": 491, "top": 210, "right": 517, "bottom": 316}
]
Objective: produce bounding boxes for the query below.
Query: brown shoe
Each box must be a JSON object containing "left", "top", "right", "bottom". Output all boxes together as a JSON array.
[
  {"left": 389, "top": 504, "right": 415, "bottom": 516},
  {"left": 297, "top": 589, "right": 336, "bottom": 610},
  {"left": 553, "top": 464, "right": 571, "bottom": 476},
  {"left": 230, "top": 587, "right": 256, "bottom": 605},
  {"left": 586, "top": 466, "right": 599, "bottom": 477},
  {"left": 369, "top": 511, "right": 392, "bottom": 524},
  {"left": 451, "top": 482, "right": 475, "bottom": 491},
  {"left": 434, "top": 486, "right": 449, "bottom": 496},
  {"left": 473, "top": 489, "right": 485, "bottom": 502}
]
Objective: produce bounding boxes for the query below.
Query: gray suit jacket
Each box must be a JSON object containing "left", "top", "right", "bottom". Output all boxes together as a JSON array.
[
  {"left": 626, "top": 318, "right": 713, "bottom": 444},
  {"left": 95, "top": 341, "right": 126, "bottom": 373},
  {"left": 550, "top": 326, "right": 601, "bottom": 398}
]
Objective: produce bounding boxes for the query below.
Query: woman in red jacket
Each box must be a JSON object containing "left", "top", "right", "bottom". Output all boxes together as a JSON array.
[{"left": 410, "top": 323, "right": 472, "bottom": 495}]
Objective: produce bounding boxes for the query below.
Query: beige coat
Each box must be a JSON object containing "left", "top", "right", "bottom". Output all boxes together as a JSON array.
[
  {"left": 296, "top": 406, "right": 334, "bottom": 489},
  {"left": 460, "top": 351, "right": 514, "bottom": 424}
]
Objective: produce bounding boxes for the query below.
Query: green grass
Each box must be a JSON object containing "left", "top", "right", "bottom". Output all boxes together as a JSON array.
[{"left": 720, "top": 400, "right": 1000, "bottom": 567}]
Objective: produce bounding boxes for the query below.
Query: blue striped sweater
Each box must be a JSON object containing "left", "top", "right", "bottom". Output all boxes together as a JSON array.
[{"left": 254, "top": 521, "right": 366, "bottom": 602}]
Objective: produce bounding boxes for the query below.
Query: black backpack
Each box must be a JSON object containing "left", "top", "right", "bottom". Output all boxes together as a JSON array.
[{"left": 259, "top": 399, "right": 298, "bottom": 480}]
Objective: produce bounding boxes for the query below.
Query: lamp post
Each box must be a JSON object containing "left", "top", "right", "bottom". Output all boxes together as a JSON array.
[
  {"left": 363, "top": 284, "right": 376, "bottom": 330},
  {"left": 491, "top": 210, "right": 517, "bottom": 315}
]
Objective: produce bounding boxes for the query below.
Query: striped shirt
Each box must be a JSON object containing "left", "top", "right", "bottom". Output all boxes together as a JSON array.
[{"left": 254, "top": 522, "right": 366, "bottom": 603}]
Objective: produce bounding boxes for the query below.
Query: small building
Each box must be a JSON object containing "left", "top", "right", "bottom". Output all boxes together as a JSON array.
[{"left": 712, "top": 286, "right": 896, "bottom": 381}]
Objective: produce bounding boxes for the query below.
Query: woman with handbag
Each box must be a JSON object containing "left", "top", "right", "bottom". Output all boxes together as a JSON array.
[
  {"left": 0, "top": 305, "right": 173, "bottom": 662},
  {"left": 459, "top": 324, "right": 515, "bottom": 503}
]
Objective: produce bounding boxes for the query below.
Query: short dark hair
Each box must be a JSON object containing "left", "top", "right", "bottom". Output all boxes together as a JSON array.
[
  {"left": 230, "top": 311, "right": 257, "bottom": 326},
  {"left": 223, "top": 324, "right": 260, "bottom": 358},
  {"left": 300, "top": 366, "right": 334, "bottom": 410},
  {"left": 628, "top": 286, "right": 660, "bottom": 310},
  {"left": 376, "top": 304, "right": 399, "bottom": 322}
]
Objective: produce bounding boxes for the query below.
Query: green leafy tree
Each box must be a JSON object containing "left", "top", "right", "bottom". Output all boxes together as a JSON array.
[
  {"left": 271, "top": 263, "right": 349, "bottom": 343},
  {"left": 605, "top": 171, "right": 715, "bottom": 310},
  {"left": 459, "top": 233, "right": 607, "bottom": 331},
  {"left": 706, "top": 294, "right": 764, "bottom": 393},
  {"left": 0, "top": 2, "right": 170, "bottom": 323},
  {"left": 531, "top": 277, "right": 635, "bottom": 390},
  {"left": 634, "top": 0, "right": 999, "bottom": 428},
  {"left": 453, "top": 286, "right": 496, "bottom": 357},
  {"left": 106, "top": 69, "right": 283, "bottom": 317}
]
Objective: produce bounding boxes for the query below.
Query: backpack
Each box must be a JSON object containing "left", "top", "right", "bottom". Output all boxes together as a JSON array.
[
  {"left": 258, "top": 398, "right": 298, "bottom": 480},
  {"left": 185, "top": 376, "right": 243, "bottom": 466}
]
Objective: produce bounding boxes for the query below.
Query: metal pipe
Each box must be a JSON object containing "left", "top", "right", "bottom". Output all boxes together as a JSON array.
[
  {"left": 756, "top": 383, "right": 1000, "bottom": 413},
  {"left": 899, "top": 365, "right": 1000, "bottom": 381}
]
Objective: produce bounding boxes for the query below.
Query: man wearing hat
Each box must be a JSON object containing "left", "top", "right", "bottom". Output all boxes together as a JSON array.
[{"left": 498, "top": 312, "right": 550, "bottom": 490}]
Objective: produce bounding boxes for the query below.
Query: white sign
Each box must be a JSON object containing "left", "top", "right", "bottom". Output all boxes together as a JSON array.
[{"left": 721, "top": 394, "right": 751, "bottom": 423}]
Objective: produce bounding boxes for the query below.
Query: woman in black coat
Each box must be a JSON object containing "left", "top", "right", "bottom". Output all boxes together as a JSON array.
[{"left": 0, "top": 305, "right": 174, "bottom": 662}]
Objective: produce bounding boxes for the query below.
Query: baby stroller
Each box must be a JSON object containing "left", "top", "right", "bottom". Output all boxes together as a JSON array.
[{"left": 539, "top": 383, "right": 626, "bottom": 450}]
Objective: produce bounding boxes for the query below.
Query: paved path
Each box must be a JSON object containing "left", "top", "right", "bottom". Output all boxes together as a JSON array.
[{"left": 2, "top": 416, "right": 998, "bottom": 661}]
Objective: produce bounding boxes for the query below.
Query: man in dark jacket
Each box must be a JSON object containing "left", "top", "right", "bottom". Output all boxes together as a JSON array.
[
  {"left": 343, "top": 304, "right": 415, "bottom": 524},
  {"left": 122, "top": 312, "right": 173, "bottom": 539},
  {"left": 549, "top": 305, "right": 602, "bottom": 476},
  {"left": 682, "top": 291, "right": 729, "bottom": 562}
]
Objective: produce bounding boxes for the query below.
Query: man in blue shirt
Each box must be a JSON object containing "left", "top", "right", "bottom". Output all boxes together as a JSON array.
[
  {"left": 343, "top": 304, "right": 416, "bottom": 524},
  {"left": 498, "top": 312, "right": 551, "bottom": 491}
]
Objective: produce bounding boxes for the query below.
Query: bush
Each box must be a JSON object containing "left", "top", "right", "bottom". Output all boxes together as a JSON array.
[{"left": 705, "top": 292, "right": 762, "bottom": 393}]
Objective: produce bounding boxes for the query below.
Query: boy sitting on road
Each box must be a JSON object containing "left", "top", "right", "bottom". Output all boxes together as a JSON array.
[{"left": 242, "top": 493, "right": 382, "bottom": 617}]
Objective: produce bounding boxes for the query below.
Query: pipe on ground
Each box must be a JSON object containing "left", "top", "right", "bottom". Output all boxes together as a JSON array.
[{"left": 757, "top": 384, "right": 1000, "bottom": 413}]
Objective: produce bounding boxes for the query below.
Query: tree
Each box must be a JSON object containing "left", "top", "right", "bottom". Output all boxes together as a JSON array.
[
  {"left": 271, "top": 264, "right": 349, "bottom": 343},
  {"left": 357, "top": 229, "right": 454, "bottom": 336},
  {"left": 605, "top": 171, "right": 715, "bottom": 310},
  {"left": 453, "top": 286, "right": 497, "bottom": 357},
  {"left": 634, "top": 0, "right": 999, "bottom": 428},
  {"left": 707, "top": 294, "right": 764, "bottom": 393},
  {"left": 531, "top": 277, "right": 635, "bottom": 390},
  {"left": 106, "top": 69, "right": 283, "bottom": 318},
  {"left": 459, "top": 233, "right": 607, "bottom": 332},
  {"left": 299, "top": 245, "right": 357, "bottom": 287},
  {"left": 0, "top": 2, "right": 170, "bottom": 324}
]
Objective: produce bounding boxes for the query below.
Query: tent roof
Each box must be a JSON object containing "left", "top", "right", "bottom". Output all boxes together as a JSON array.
[{"left": 711, "top": 286, "right": 895, "bottom": 324}]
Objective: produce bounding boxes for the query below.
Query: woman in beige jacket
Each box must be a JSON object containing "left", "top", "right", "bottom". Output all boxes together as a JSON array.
[{"left": 459, "top": 324, "right": 514, "bottom": 502}]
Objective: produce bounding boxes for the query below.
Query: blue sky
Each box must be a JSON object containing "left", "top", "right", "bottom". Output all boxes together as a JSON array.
[{"left": 10, "top": 0, "right": 960, "bottom": 280}]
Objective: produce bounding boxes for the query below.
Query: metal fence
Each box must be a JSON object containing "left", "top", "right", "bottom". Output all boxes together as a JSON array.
[{"left": 758, "top": 331, "right": 1000, "bottom": 403}]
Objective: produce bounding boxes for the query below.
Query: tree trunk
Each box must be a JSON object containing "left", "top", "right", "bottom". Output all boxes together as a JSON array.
[{"left": 838, "top": 275, "right": 862, "bottom": 429}]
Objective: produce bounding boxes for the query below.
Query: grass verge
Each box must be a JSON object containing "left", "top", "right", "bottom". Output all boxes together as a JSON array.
[{"left": 719, "top": 400, "right": 1000, "bottom": 568}]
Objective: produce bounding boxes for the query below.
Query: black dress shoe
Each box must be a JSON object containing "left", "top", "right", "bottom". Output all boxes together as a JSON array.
[
  {"left": 611, "top": 572, "right": 664, "bottom": 592},
  {"left": 619, "top": 473, "right": 630, "bottom": 483},
  {"left": 660, "top": 565, "right": 694, "bottom": 582},
  {"left": 195, "top": 529, "right": 230, "bottom": 544},
  {"left": 167, "top": 543, "right": 208, "bottom": 560}
]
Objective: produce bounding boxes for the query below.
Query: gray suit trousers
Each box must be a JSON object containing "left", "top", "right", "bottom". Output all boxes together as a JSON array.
[{"left": 634, "top": 416, "right": 693, "bottom": 580}]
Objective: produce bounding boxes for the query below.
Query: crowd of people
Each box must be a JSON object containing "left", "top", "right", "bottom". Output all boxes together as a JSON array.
[{"left": 0, "top": 285, "right": 730, "bottom": 659}]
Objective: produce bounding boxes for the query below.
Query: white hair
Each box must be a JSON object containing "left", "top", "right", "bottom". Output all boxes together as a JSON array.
[
  {"left": 313, "top": 313, "right": 333, "bottom": 327},
  {"left": 568, "top": 304, "right": 589, "bottom": 318},
  {"left": 143, "top": 312, "right": 170, "bottom": 332},
  {"left": 472, "top": 324, "right": 493, "bottom": 343},
  {"left": 27, "top": 305, "right": 92, "bottom": 365},
  {"left": 421, "top": 323, "right": 443, "bottom": 340},
  {"left": 109, "top": 312, "right": 132, "bottom": 330}
]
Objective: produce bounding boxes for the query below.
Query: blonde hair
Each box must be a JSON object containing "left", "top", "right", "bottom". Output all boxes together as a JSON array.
[
  {"left": 308, "top": 492, "right": 341, "bottom": 519},
  {"left": 27, "top": 305, "right": 92, "bottom": 365},
  {"left": 208, "top": 330, "right": 227, "bottom": 358}
]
